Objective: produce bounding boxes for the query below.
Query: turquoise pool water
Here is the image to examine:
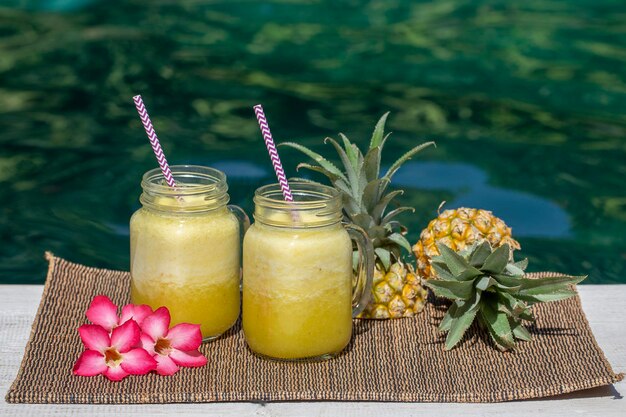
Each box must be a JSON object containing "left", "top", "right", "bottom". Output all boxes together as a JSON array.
[{"left": 0, "top": 1, "right": 624, "bottom": 284}]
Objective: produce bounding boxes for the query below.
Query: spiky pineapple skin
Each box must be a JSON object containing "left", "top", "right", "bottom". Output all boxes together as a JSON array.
[
  {"left": 357, "top": 262, "right": 427, "bottom": 319},
  {"left": 413, "top": 208, "right": 521, "bottom": 280}
]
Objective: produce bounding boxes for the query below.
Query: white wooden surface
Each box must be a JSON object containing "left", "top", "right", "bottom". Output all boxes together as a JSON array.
[{"left": 1, "top": 285, "right": 624, "bottom": 417}]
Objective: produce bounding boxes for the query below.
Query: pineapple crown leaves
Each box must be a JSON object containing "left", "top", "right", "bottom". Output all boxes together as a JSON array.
[
  {"left": 423, "top": 241, "right": 586, "bottom": 351},
  {"left": 280, "top": 113, "right": 435, "bottom": 266}
]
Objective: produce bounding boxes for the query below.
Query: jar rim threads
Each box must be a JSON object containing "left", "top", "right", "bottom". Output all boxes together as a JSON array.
[{"left": 140, "top": 165, "right": 230, "bottom": 212}]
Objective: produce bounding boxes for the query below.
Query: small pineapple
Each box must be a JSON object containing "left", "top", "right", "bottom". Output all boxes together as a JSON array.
[
  {"left": 413, "top": 206, "right": 520, "bottom": 280},
  {"left": 282, "top": 113, "right": 435, "bottom": 319}
]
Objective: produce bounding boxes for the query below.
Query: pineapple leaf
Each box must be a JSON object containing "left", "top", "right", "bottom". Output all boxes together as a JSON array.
[
  {"left": 475, "top": 276, "right": 496, "bottom": 291},
  {"left": 480, "top": 300, "right": 515, "bottom": 350},
  {"left": 333, "top": 181, "right": 361, "bottom": 215},
  {"left": 493, "top": 273, "right": 522, "bottom": 288},
  {"left": 333, "top": 178, "right": 353, "bottom": 196},
  {"left": 517, "top": 275, "right": 586, "bottom": 295},
  {"left": 444, "top": 292, "right": 481, "bottom": 350},
  {"left": 481, "top": 244, "right": 510, "bottom": 274},
  {"left": 493, "top": 279, "right": 522, "bottom": 293},
  {"left": 374, "top": 247, "right": 391, "bottom": 270},
  {"left": 280, "top": 142, "right": 348, "bottom": 182},
  {"left": 387, "top": 233, "right": 412, "bottom": 254},
  {"left": 439, "top": 302, "right": 457, "bottom": 332},
  {"left": 430, "top": 255, "right": 449, "bottom": 267},
  {"left": 384, "top": 220, "right": 407, "bottom": 234},
  {"left": 362, "top": 178, "right": 389, "bottom": 213},
  {"left": 324, "top": 137, "right": 360, "bottom": 198},
  {"left": 423, "top": 279, "right": 475, "bottom": 300},
  {"left": 372, "top": 190, "right": 403, "bottom": 222},
  {"left": 456, "top": 265, "right": 485, "bottom": 281},
  {"left": 505, "top": 263, "right": 525, "bottom": 276},
  {"left": 486, "top": 329, "right": 514, "bottom": 352},
  {"left": 469, "top": 241, "right": 492, "bottom": 267},
  {"left": 288, "top": 177, "right": 320, "bottom": 184},
  {"left": 382, "top": 206, "right": 415, "bottom": 224},
  {"left": 383, "top": 141, "right": 436, "bottom": 181},
  {"left": 369, "top": 225, "right": 389, "bottom": 241},
  {"left": 431, "top": 263, "right": 456, "bottom": 281},
  {"left": 379, "top": 132, "right": 392, "bottom": 150},
  {"left": 518, "top": 308, "right": 535, "bottom": 321},
  {"left": 351, "top": 213, "right": 375, "bottom": 231},
  {"left": 369, "top": 112, "right": 390, "bottom": 150},
  {"left": 363, "top": 146, "right": 382, "bottom": 183},
  {"left": 513, "top": 258, "right": 529, "bottom": 271},
  {"left": 511, "top": 320, "right": 533, "bottom": 342},
  {"left": 497, "top": 292, "right": 526, "bottom": 315},
  {"left": 436, "top": 244, "right": 472, "bottom": 277},
  {"left": 338, "top": 133, "right": 359, "bottom": 170},
  {"left": 515, "top": 290, "right": 578, "bottom": 304},
  {"left": 356, "top": 151, "right": 367, "bottom": 200},
  {"left": 341, "top": 194, "right": 361, "bottom": 217},
  {"left": 296, "top": 163, "right": 339, "bottom": 181}
]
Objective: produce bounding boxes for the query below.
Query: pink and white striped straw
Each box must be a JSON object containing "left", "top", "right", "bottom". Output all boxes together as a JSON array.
[
  {"left": 253, "top": 104, "right": 294, "bottom": 202},
  {"left": 133, "top": 95, "right": 177, "bottom": 189}
]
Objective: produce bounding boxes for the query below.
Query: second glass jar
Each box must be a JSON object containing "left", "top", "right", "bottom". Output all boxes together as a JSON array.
[{"left": 242, "top": 182, "right": 374, "bottom": 361}]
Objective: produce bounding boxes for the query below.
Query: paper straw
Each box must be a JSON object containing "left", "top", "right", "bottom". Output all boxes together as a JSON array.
[
  {"left": 253, "top": 104, "right": 294, "bottom": 202},
  {"left": 133, "top": 95, "right": 177, "bottom": 189}
]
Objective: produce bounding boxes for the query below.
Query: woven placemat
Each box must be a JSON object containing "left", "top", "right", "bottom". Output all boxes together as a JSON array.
[{"left": 5, "top": 253, "right": 623, "bottom": 403}]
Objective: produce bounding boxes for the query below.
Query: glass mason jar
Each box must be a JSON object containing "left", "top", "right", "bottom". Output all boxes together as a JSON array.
[
  {"left": 130, "top": 165, "right": 248, "bottom": 341},
  {"left": 242, "top": 182, "right": 374, "bottom": 361}
]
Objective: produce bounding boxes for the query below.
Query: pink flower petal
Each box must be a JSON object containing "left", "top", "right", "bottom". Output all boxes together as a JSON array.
[
  {"left": 120, "top": 304, "right": 153, "bottom": 326},
  {"left": 110, "top": 320, "right": 140, "bottom": 353},
  {"left": 140, "top": 333, "right": 156, "bottom": 356},
  {"left": 104, "top": 365, "right": 130, "bottom": 381},
  {"left": 73, "top": 350, "right": 107, "bottom": 376},
  {"left": 166, "top": 323, "right": 202, "bottom": 351},
  {"left": 86, "top": 295, "right": 119, "bottom": 331},
  {"left": 78, "top": 324, "right": 110, "bottom": 352},
  {"left": 155, "top": 354, "right": 179, "bottom": 376},
  {"left": 120, "top": 348, "right": 157, "bottom": 375},
  {"left": 141, "top": 307, "right": 170, "bottom": 341},
  {"left": 169, "top": 349, "right": 207, "bottom": 368}
]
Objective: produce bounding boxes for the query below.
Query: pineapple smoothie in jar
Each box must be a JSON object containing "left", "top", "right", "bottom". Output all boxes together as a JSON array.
[
  {"left": 242, "top": 182, "right": 374, "bottom": 360},
  {"left": 130, "top": 165, "right": 248, "bottom": 340}
]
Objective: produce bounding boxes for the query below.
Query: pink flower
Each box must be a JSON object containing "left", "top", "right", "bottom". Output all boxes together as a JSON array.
[
  {"left": 74, "top": 295, "right": 206, "bottom": 381},
  {"left": 73, "top": 320, "right": 157, "bottom": 381},
  {"left": 140, "top": 307, "right": 207, "bottom": 376},
  {"left": 120, "top": 303, "right": 153, "bottom": 326},
  {"left": 86, "top": 295, "right": 153, "bottom": 331}
]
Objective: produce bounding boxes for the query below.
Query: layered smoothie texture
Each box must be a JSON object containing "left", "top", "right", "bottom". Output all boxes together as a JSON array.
[
  {"left": 130, "top": 203, "right": 240, "bottom": 339},
  {"left": 242, "top": 221, "right": 353, "bottom": 359}
]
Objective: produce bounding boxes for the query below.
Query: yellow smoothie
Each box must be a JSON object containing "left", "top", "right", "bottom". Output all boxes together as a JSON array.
[
  {"left": 130, "top": 203, "right": 240, "bottom": 339},
  {"left": 242, "top": 221, "right": 353, "bottom": 359}
]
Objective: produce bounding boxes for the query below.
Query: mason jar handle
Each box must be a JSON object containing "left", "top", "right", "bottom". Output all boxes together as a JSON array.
[
  {"left": 227, "top": 204, "right": 250, "bottom": 239},
  {"left": 344, "top": 223, "right": 374, "bottom": 318},
  {"left": 228, "top": 205, "right": 249, "bottom": 286}
]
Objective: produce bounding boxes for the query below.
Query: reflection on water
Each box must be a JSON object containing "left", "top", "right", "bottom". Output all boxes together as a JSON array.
[
  {"left": 14, "top": 0, "right": 98, "bottom": 12},
  {"left": 393, "top": 162, "right": 570, "bottom": 237},
  {"left": 0, "top": 0, "right": 625, "bottom": 284},
  {"left": 212, "top": 161, "right": 269, "bottom": 180}
]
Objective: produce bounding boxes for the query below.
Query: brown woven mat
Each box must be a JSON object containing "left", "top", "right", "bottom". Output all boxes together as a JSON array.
[{"left": 6, "top": 253, "right": 623, "bottom": 404}]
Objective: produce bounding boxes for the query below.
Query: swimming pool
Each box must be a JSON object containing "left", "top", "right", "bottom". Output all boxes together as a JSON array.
[{"left": 0, "top": 0, "right": 624, "bottom": 284}]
